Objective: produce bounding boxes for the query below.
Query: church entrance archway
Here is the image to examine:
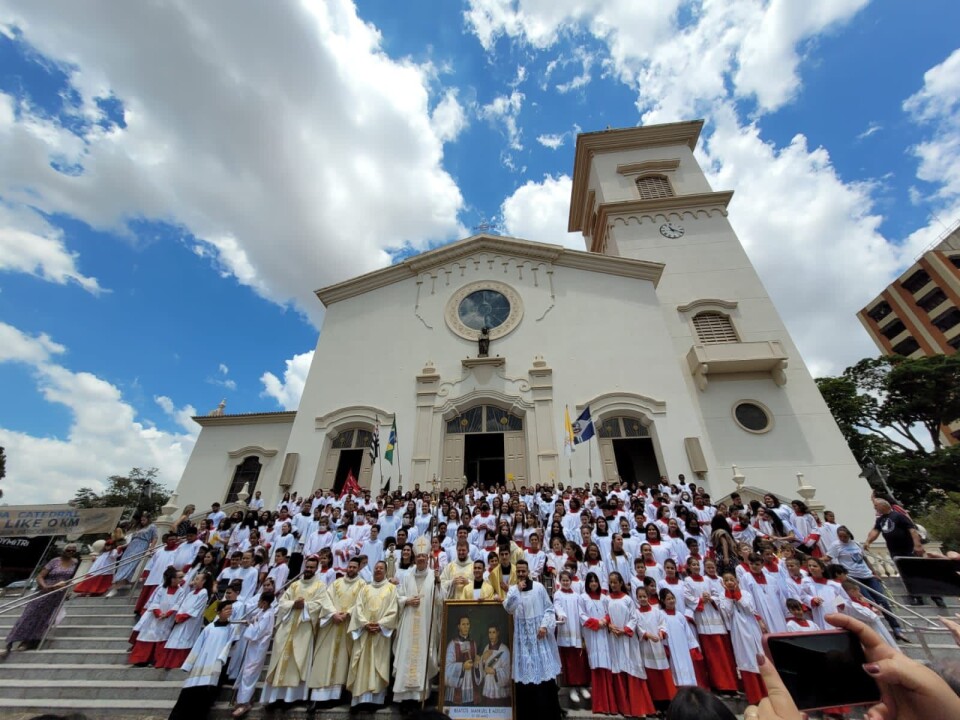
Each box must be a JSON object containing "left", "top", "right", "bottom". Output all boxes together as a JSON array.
[
  {"left": 441, "top": 404, "right": 526, "bottom": 490},
  {"left": 597, "top": 416, "right": 662, "bottom": 489},
  {"left": 318, "top": 427, "right": 374, "bottom": 492}
]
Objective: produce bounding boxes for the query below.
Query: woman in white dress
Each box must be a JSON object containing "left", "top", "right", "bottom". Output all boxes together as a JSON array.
[
  {"left": 682, "top": 557, "right": 738, "bottom": 694},
  {"left": 801, "top": 557, "right": 847, "bottom": 629},
  {"left": 128, "top": 566, "right": 185, "bottom": 666},
  {"left": 553, "top": 571, "right": 590, "bottom": 704}
]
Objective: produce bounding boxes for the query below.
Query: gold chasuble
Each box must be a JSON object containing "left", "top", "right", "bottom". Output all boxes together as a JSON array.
[
  {"left": 487, "top": 562, "right": 518, "bottom": 600},
  {"left": 347, "top": 579, "right": 399, "bottom": 703},
  {"left": 440, "top": 559, "right": 473, "bottom": 599},
  {"left": 307, "top": 575, "right": 366, "bottom": 696},
  {"left": 265, "top": 575, "right": 331, "bottom": 689}
]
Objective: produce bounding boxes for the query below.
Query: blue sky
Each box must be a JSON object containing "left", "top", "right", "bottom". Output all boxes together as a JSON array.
[{"left": 1, "top": 0, "right": 959, "bottom": 503}]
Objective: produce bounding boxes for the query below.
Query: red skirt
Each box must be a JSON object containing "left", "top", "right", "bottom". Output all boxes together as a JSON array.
[
  {"left": 644, "top": 667, "right": 677, "bottom": 702},
  {"left": 612, "top": 673, "right": 655, "bottom": 717},
  {"left": 698, "top": 633, "right": 739, "bottom": 692},
  {"left": 128, "top": 640, "right": 159, "bottom": 665},
  {"left": 589, "top": 667, "right": 617, "bottom": 714},
  {"left": 691, "top": 648, "right": 710, "bottom": 689},
  {"left": 742, "top": 670, "right": 767, "bottom": 705},
  {"left": 134, "top": 584, "right": 157, "bottom": 615},
  {"left": 559, "top": 646, "right": 590, "bottom": 687},
  {"left": 74, "top": 574, "right": 113, "bottom": 596},
  {"left": 154, "top": 645, "right": 190, "bottom": 669}
]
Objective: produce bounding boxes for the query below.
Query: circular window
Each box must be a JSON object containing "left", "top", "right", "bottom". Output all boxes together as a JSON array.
[
  {"left": 733, "top": 401, "right": 772, "bottom": 434},
  {"left": 445, "top": 280, "right": 523, "bottom": 341},
  {"left": 458, "top": 289, "right": 511, "bottom": 331}
]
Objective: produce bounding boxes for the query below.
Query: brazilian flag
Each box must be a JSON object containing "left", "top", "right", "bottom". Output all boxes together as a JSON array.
[{"left": 385, "top": 420, "right": 397, "bottom": 464}]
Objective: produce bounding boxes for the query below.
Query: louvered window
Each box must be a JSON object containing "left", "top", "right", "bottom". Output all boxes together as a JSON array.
[
  {"left": 635, "top": 175, "right": 674, "bottom": 200},
  {"left": 692, "top": 312, "right": 738, "bottom": 344}
]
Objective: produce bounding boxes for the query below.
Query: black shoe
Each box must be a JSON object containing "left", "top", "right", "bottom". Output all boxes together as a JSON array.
[
  {"left": 909, "top": 597, "right": 926, "bottom": 606},
  {"left": 933, "top": 596, "right": 947, "bottom": 609},
  {"left": 306, "top": 701, "right": 319, "bottom": 715},
  {"left": 894, "top": 631, "right": 912, "bottom": 644}
]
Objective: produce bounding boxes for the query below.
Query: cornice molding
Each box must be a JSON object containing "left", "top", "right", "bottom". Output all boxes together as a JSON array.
[
  {"left": 227, "top": 445, "right": 279, "bottom": 459},
  {"left": 589, "top": 191, "right": 734, "bottom": 253},
  {"left": 193, "top": 411, "right": 297, "bottom": 427},
  {"left": 315, "top": 405, "right": 393, "bottom": 432},
  {"left": 616, "top": 159, "right": 681, "bottom": 176},
  {"left": 677, "top": 298, "right": 739, "bottom": 313},
  {"left": 569, "top": 120, "right": 705, "bottom": 231},
  {"left": 314, "top": 234, "right": 665, "bottom": 305}
]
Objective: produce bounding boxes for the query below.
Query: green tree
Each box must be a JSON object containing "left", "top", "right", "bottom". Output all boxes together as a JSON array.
[
  {"left": 918, "top": 492, "right": 960, "bottom": 552},
  {"left": 816, "top": 354, "right": 960, "bottom": 511},
  {"left": 71, "top": 467, "right": 171, "bottom": 518}
]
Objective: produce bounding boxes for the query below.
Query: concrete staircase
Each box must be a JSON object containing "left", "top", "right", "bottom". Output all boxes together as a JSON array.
[{"left": 0, "top": 580, "right": 954, "bottom": 719}]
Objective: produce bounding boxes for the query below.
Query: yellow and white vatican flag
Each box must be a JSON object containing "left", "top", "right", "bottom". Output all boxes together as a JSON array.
[{"left": 563, "top": 405, "right": 575, "bottom": 457}]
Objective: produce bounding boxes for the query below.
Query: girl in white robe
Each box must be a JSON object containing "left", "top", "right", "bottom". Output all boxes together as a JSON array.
[
  {"left": 129, "top": 566, "right": 185, "bottom": 665},
  {"left": 738, "top": 553, "right": 786, "bottom": 634},
  {"left": 657, "top": 558, "right": 684, "bottom": 596},
  {"left": 606, "top": 573, "right": 655, "bottom": 717},
  {"left": 659, "top": 589, "right": 700, "bottom": 688},
  {"left": 718, "top": 573, "right": 766, "bottom": 705},
  {"left": 801, "top": 557, "right": 846, "bottom": 630},
  {"left": 603, "top": 535, "right": 633, "bottom": 581},
  {"left": 578, "top": 573, "right": 615, "bottom": 714},
  {"left": 683, "top": 558, "right": 738, "bottom": 694},
  {"left": 156, "top": 571, "right": 211, "bottom": 669},
  {"left": 839, "top": 580, "right": 898, "bottom": 649},
  {"left": 634, "top": 587, "right": 676, "bottom": 707},
  {"left": 638, "top": 544, "right": 664, "bottom": 584},
  {"left": 553, "top": 571, "right": 589, "bottom": 704},
  {"left": 230, "top": 591, "right": 277, "bottom": 717},
  {"left": 785, "top": 598, "right": 819, "bottom": 633}
]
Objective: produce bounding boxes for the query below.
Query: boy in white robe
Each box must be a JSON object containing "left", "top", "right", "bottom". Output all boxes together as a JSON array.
[
  {"left": 168, "top": 600, "right": 235, "bottom": 720},
  {"left": 229, "top": 591, "right": 276, "bottom": 718}
]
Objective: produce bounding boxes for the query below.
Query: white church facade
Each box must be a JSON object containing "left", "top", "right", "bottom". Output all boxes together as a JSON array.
[{"left": 174, "top": 120, "right": 875, "bottom": 533}]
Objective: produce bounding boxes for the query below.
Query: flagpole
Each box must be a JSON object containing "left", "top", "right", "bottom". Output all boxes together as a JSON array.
[
  {"left": 396, "top": 419, "right": 403, "bottom": 494},
  {"left": 588, "top": 435, "right": 593, "bottom": 478}
]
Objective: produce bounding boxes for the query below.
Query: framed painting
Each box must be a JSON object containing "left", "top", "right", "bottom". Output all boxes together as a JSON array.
[{"left": 438, "top": 599, "right": 515, "bottom": 720}]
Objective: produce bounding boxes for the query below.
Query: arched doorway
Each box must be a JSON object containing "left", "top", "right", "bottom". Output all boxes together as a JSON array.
[
  {"left": 317, "top": 427, "right": 374, "bottom": 493},
  {"left": 441, "top": 405, "right": 525, "bottom": 490},
  {"left": 597, "top": 416, "right": 662, "bottom": 489}
]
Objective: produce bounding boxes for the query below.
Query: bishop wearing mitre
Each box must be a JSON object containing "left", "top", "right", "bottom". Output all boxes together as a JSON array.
[
  {"left": 261, "top": 556, "right": 333, "bottom": 706},
  {"left": 347, "top": 559, "right": 400, "bottom": 708},
  {"left": 392, "top": 536, "right": 440, "bottom": 705}
]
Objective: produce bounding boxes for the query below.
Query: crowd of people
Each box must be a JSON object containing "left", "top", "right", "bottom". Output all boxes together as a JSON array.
[{"left": 24, "top": 478, "right": 947, "bottom": 719}]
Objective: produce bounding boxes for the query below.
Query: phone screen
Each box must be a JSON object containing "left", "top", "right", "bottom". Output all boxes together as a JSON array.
[
  {"left": 764, "top": 630, "right": 880, "bottom": 711},
  {"left": 894, "top": 557, "right": 960, "bottom": 597}
]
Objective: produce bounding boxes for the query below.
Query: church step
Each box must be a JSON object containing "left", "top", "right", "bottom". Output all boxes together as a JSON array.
[
  {"left": 0, "top": 611, "right": 136, "bottom": 628},
  {"left": 4, "top": 647, "right": 130, "bottom": 664},
  {"left": 46, "top": 623, "right": 139, "bottom": 638},
  {"left": 0, "top": 697, "right": 174, "bottom": 718},
  {"left": 43, "top": 635, "right": 133, "bottom": 650},
  {"left": 0, "top": 678, "right": 182, "bottom": 701},
  {"left": 0, "top": 662, "right": 173, "bottom": 681}
]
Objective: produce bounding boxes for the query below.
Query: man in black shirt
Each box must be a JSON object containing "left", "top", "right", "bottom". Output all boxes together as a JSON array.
[{"left": 864, "top": 498, "right": 944, "bottom": 607}]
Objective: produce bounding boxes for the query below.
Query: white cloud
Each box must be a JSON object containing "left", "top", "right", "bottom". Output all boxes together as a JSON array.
[
  {"left": 0, "top": 322, "right": 195, "bottom": 503},
  {"left": 536, "top": 133, "right": 566, "bottom": 150},
  {"left": 500, "top": 174, "right": 584, "bottom": 250},
  {"left": 0, "top": 0, "right": 467, "bottom": 326},
  {"left": 260, "top": 349, "right": 315, "bottom": 411},
  {"left": 431, "top": 89, "right": 468, "bottom": 143},
  {"left": 478, "top": 90, "right": 525, "bottom": 151},
  {"left": 0, "top": 202, "right": 103, "bottom": 293},
  {"left": 555, "top": 47, "right": 594, "bottom": 94},
  {"left": 218, "top": 363, "right": 229, "bottom": 375},
  {"left": 856, "top": 121, "right": 882, "bottom": 141},
  {"left": 464, "top": 0, "right": 868, "bottom": 119},
  {"left": 904, "top": 49, "right": 960, "bottom": 202},
  {"left": 0, "top": 321, "right": 65, "bottom": 364},
  {"left": 154, "top": 394, "right": 199, "bottom": 435}
]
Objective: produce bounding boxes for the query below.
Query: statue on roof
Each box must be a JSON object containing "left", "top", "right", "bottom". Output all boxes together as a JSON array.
[{"left": 209, "top": 399, "right": 226, "bottom": 417}]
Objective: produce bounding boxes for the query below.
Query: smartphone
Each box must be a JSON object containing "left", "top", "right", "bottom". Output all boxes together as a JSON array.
[
  {"left": 894, "top": 557, "right": 960, "bottom": 597},
  {"left": 762, "top": 630, "right": 880, "bottom": 712}
]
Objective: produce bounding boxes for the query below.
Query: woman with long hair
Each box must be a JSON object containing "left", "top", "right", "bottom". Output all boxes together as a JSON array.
[
  {"left": 110, "top": 512, "right": 158, "bottom": 594},
  {"left": 578, "top": 572, "right": 613, "bottom": 713},
  {"left": 607, "top": 571, "right": 656, "bottom": 717},
  {"left": 128, "top": 565, "right": 184, "bottom": 666}
]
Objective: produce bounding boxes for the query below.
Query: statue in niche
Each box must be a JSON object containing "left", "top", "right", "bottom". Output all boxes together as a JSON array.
[{"left": 478, "top": 326, "right": 490, "bottom": 357}]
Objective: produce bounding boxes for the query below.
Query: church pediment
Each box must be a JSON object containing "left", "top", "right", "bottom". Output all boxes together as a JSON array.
[{"left": 314, "top": 233, "right": 663, "bottom": 306}]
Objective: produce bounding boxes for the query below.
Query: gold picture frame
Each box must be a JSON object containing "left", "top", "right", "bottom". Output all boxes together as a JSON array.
[{"left": 438, "top": 599, "right": 515, "bottom": 720}]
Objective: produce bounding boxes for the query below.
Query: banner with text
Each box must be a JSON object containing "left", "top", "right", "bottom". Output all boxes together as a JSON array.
[{"left": 0, "top": 505, "right": 125, "bottom": 539}]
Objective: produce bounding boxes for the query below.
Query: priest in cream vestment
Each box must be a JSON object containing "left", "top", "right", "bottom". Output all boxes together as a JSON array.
[
  {"left": 307, "top": 557, "right": 366, "bottom": 704},
  {"left": 347, "top": 560, "right": 399, "bottom": 708},
  {"left": 392, "top": 536, "right": 440, "bottom": 704},
  {"left": 440, "top": 541, "right": 474, "bottom": 599},
  {"left": 262, "top": 557, "right": 333, "bottom": 704}
]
